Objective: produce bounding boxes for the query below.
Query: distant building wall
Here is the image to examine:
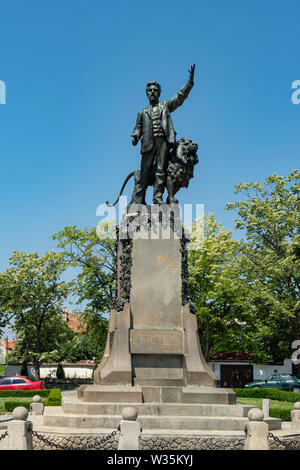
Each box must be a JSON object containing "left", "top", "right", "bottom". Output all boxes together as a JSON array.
[
  {"left": 5, "top": 358, "right": 293, "bottom": 382},
  {"left": 209, "top": 358, "right": 292, "bottom": 382},
  {"left": 5, "top": 362, "right": 94, "bottom": 379}
]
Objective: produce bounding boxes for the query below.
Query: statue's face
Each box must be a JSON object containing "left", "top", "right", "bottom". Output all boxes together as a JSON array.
[{"left": 146, "top": 85, "right": 160, "bottom": 104}]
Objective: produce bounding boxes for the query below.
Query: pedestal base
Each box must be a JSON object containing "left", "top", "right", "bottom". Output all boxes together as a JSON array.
[
  {"left": 93, "top": 304, "right": 216, "bottom": 388},
  {"left": 78, "top": 384, "right": 235, "bottom": 405}
]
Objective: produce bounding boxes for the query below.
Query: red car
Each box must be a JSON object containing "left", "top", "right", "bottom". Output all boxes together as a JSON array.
[{"left": 0, "top": 376, "right": 44, "bottom": 391}]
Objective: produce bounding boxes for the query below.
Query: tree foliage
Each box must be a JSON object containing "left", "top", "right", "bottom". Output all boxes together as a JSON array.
[
  {"left": 56, "top": 362, "right": 65, "bottom": 379},
  {"left": 52, "top": 223, "right": 116, "bottom": 361},
  {"left": 57, "top": 320, "right": 108, "bottom": 363},
  {"left": 0, "top": 251, "right": 72, "bottom": 378},
  {"left": 188, "top": 171, "right": 299, "bottom": 362},
  {"left": 225, "top": 170, "right": 300, "bottom": 361},
  {"left": 52, "top": 224, "right": 116, "bottom": 313},
  {"left": 188, "top": 214, "right": 254, "bottom": 360}
]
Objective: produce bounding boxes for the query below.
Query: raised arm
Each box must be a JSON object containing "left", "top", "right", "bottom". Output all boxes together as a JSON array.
[
  {"left": 167, "top": 64, "right": 195, "bottom": 113},
  {"left": 188, "top": 64, "right": 195, "bottom": 85}
]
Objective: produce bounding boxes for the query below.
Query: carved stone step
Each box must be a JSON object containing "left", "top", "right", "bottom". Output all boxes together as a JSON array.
[{"left": 41, "top": 413, "right": 281, "bottom": 431}]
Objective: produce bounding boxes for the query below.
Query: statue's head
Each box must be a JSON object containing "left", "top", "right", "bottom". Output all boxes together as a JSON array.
[{"left": 146, "top": 81, "right": 161, "bottom": 104}]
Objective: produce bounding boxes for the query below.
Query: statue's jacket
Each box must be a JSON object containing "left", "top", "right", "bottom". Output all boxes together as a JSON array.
[{"left": 132, "top": 80, "right": 193, "bottom": 154}]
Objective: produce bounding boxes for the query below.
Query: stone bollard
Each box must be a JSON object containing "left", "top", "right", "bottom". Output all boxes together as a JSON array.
[
  {"left": 291, "top": 402, "right": 300, "bottom": 430},
  {"left": 244, "top": 408, "right": 269, "bottom": 450},
  {"left": 7, "top": 407, "right": 33, "bottom": 450},
  {"left": 117, "top": 407, "right": 141, "bottom": 450},
  {"left": 262, "top": 399, "right": 270, "bottom": 418},
  {"left": 30, "top": 395, "right": 44, "bottom": 416}
]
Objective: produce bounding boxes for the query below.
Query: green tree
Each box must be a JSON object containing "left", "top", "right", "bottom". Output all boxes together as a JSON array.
[
  {"left": 0, "top": 308, "right": 8, "bottom": 340},
  {"left": 56, "top": 362, "right": 65, "bottom": 379},
  {"left": 188, "top": 214, "right": 254, "bottom": 361},
  {"left": 226, "top": 170, "right": 300, "bottom": 361},
  {"left": 20, "top": 360, "right": 28, "bottom": 376},
  {"left": 57, "top": 318, "right": 108, "bottom": 363},
  {"left": 52, "top": 223, "right": 116, "bottom": 361},
  {"left": 52, "top": 223, "right": 116, "bottom": 311},
  {"left": 0, "top": 251, "right": 72, "bottom": 378}
]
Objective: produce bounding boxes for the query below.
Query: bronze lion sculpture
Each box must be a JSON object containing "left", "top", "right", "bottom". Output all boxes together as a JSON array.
[{"left": 106, "top": 137, "right": 198, "bottom": 207}]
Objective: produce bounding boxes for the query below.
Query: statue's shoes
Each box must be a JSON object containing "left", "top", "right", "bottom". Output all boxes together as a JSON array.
[{"left": 168, "top": 197, "right": 179, "bottom": 204}]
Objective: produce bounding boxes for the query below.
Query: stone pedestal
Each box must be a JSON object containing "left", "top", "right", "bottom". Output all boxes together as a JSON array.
[
  {"left": 92, "top": 205, "right": 218, "bottom": 403},
  {"left": 36, "top": 206, "right": 282, "bottom": 436}
]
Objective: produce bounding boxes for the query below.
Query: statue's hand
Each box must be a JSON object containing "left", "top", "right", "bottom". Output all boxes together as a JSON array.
[
  {"left": 132, "top": 135, "right": 139, "bottom": 146},
  {"left": 188, "top": 64, "right": 195, "bottom": 84}
]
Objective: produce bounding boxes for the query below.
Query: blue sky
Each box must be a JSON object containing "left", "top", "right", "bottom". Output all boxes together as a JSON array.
[{"left": 0, "top": 1, "right": 299, "bottom": 336}]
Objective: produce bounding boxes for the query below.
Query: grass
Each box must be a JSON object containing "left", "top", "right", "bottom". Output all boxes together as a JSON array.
[
  {"left": 237, "top": 397, "right": 294, "bottom": 409},
  {"left": 237, "top": 397, "right": 294, "bottom": 420},
  {"left": 0, "top": 389, "right": 61, "bottom": 412},
  {"left": 0, "top": 396, "right": 32, "bottom": 412}
]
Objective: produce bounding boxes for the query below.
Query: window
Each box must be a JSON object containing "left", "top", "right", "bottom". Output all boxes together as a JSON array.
[
  {"left": 12, "top": 379, "right": 26, "bottom": 384},
  {"left": 266, "top": 375, "right": 279, "bottom": 381},
  {"left": 0, "top": 379, "right": 11, "bottom": 385}
]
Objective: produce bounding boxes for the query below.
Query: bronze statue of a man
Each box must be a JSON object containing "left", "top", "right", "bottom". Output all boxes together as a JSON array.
[{"left": 131, "top": 64, "right": 195, "bottom": 205}]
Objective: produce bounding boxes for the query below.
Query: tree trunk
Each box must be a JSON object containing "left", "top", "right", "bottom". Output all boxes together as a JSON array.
[{"left": 32, "top": 358, "right": 40, "bottom": 380}]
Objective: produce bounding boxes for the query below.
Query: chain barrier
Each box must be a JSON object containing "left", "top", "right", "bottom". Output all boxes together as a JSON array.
[
  {"left": 0, "top": 430, "right": 8, "bottom": 442},
  {"left": 32, "top": 425, "right": 120, "bottom": 450},
  {"left": 0, "top": 417, "right": 13, "bottom": 423},
  {"left": 268, "top": 432, "right": 300, "bottom": 450}
]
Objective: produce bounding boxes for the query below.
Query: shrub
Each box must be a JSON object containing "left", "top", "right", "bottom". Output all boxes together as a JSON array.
[
  {"left": 44, "top": 388, "right": 61, "bottom": 406},
  {"left": 20, "top": 360, "right": 28, "bottom": 376},
  {"left": 4, "top": 401, "right": 31, "bottom": 412},
  {"left": 2, "top": 389, "right": 61, "bottom": 411},
  {"left": 0, "top": 390, "right": 50, "bottom": 398},
  {"left": 269, "top": 407, "right": 292, "bottom": 421},
  {"left": 56, "top": 363, "right": 65, "bottom": 379},
  {"left": 233, "top": 388, "right": 300, "bottom": 403}
]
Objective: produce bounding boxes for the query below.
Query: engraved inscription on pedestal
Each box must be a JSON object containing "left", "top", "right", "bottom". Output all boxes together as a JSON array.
[
  {"left": 130, "top": 329, "right": 183, "bottom": 354},
  {"left": 130, "top": 238, "right": 183, "bottom": 330}
]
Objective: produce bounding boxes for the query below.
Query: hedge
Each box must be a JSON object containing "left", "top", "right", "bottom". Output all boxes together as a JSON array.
[
  {"left": 233, "top": 388, "right": 300, "bottom": 403},
  {"left": 0, "top": 390, "right": 50, "bottom": 398},
  {"left": 2, "top": 389, "right": 61, "bottom": 411},
  {"left": 268, "top": 408, "right": 292, "bottom": 421},
  {"left": 44, "top": 388, "right": 61, "bottom": 406},
  {"left": 4, "top": 401, "right": 31, "bottom": 412}
]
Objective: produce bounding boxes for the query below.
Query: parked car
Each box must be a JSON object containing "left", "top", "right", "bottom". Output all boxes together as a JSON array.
[
  {"left": 244, "top": 374, "right": 300, "bottom": 392},
  {"left": 0, "top": 376, "right": 44, "bottom": 391}
]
